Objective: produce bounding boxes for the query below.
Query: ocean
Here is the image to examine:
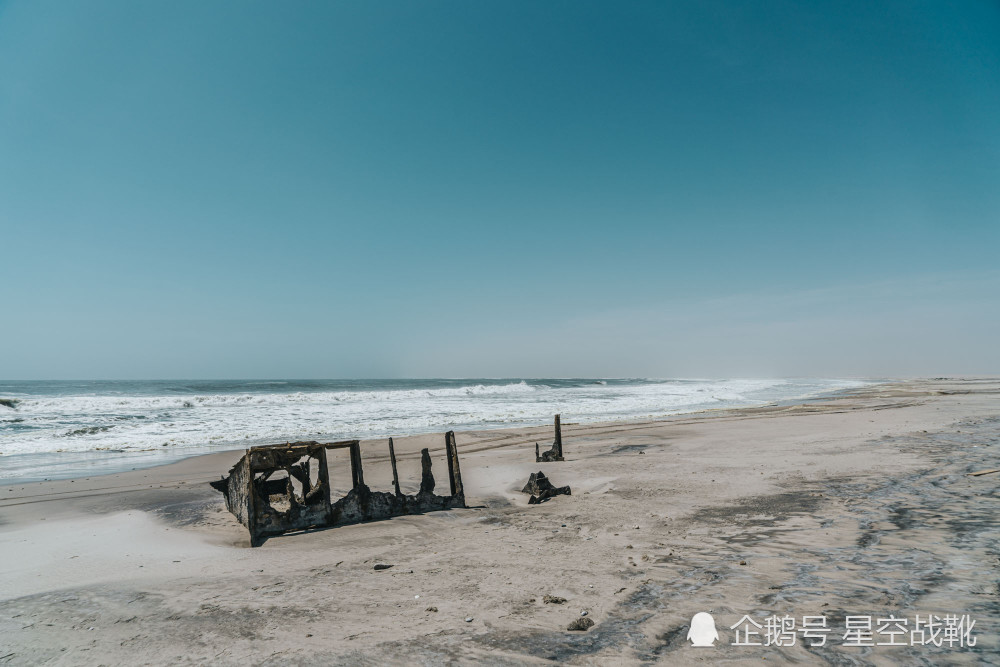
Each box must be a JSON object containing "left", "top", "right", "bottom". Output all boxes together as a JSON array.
[{"left": 0, "top": 378, "right": 869, "bottom": 483}]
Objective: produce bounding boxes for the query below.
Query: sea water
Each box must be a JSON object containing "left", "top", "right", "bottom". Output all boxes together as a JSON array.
[{"left": 0, "top": 378, "right": 869, "bottom": 482}]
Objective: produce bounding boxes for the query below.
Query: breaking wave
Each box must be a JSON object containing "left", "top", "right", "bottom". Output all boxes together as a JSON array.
[{"left": 0, "top": 378, "right": 868, "bottom": 470}]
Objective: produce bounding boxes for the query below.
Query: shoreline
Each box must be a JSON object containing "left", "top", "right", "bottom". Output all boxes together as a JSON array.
[
  {"left": 0, "top": 379, "right": 881, "bottom": 487},
  {"left": 2, "top": 377, "right": 997, "bottom": 664}
]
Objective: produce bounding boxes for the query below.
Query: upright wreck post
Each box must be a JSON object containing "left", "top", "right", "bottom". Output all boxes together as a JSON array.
[
  {"left": 212, "top": 435, "right": 468, "bottom": 546},
  {"left": 535, "top": 414, "right": 566, "bottom": 462},
  {"left": 418, "top": 448, "right": 435, "bottom": 495},
  {"left": 445, "top": 430, "right": 465, "bottom": 505},
  {"left": 349, "top": 440, "right": 365, "bottom": 489},
  {"left": 388, "top": 437, "right": 402, "bottom": 497},
  {"left": 554, "top": 414, "right": 563, "bottom": 459}
]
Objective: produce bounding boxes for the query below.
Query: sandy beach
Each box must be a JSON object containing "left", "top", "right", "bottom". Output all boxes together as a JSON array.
[{"left": 1, "top": 378, "right": 997, "bottom": 665}]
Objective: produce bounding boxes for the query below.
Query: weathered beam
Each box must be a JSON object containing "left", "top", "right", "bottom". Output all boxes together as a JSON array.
[
  {"left": 317, "top": 446, "right": 332, "bottom": 512},
  {"left": 243, "top": 454, "right": 261, "bottom": 547},
  {"left": 554, "top": 414, "right": 563, "bottom": 459},
  {"left": 388, "top": 437, "right": 402, "bottom": 496},
  {"left": 418, "top": 448, "right": 435, "bottom": 495},
  {"left": 349, "top": 440, "right": 365, "bottom": 489},
  {"left": 445, "top": 431, "right": 457, "bottom": 496},
  {"left": 445, "top": 430, "right": 465, "bottom": 506},
  {"left": 248, "top": 440, "right": 357, "bottom": 470},
  {"left": 322, "top": 440, "right": 359, "bottom": 450}
]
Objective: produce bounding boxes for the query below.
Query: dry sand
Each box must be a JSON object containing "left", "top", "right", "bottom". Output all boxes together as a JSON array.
[{"left": 1, "top": 379, "right": 998, "bottom": 665}]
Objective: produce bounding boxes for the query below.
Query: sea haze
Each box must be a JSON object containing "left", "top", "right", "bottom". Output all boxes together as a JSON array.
[{"left": 0, "top": 378, "right": 868, "bottom": 482}]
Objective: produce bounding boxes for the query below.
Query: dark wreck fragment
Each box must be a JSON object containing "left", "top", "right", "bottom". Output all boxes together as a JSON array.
[
  {"left": 535, "top": 413, "right": 565, "bottom": 462},
  {"left": 521, "top": 470, "right": 571, "bottom": 504},
  {"left": 211, "top": 431, "right": 466, "bottom": 546}
]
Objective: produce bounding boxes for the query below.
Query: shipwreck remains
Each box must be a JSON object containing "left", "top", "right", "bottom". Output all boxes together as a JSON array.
[
  {"left": 521, "top": 470, "right": 571, "bottom": 504},
  {"left": 211, "top": 431, "right": 465, "bottom": 546},
  {"left": 535, "top": 413, "right": 565, "bottom": 462}
]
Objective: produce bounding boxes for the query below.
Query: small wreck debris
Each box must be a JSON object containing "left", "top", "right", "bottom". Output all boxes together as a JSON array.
[
  {"left": 521, "top": 470, "right": 571, "bottom": 504},
  {"left": 211, "top": 431, "right": 466, "bottom": 546},
  {"left": 535, "top": 414, "right": 565, "bottom": 462}
]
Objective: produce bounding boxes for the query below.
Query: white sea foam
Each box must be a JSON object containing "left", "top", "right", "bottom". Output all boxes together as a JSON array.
[{"left": 0, "top": 379, "right": 868, "bottom": 469}]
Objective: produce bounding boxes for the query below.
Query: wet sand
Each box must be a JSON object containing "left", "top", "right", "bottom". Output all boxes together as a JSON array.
[{"left": 1, "top": 378, "right": 998, "bottom": 665}]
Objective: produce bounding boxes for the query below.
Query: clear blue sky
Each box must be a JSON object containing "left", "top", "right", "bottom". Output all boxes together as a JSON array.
[{"left": 1, "top": 1, "right": 998, "bottom": 379}]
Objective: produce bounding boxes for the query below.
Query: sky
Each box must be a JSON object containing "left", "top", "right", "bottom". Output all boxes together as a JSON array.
[{"left": 0, "top": 0, "right": 998, "bottom": 379}]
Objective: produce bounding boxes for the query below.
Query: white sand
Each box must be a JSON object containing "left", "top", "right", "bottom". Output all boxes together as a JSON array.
[{"left": 1, "top": 378, "right": 997, "bottom": 664}]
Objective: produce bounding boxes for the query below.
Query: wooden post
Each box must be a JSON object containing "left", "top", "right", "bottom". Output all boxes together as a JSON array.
[
  {"left": 317, "top": 446, "right": 332, "bottom": 516},
  {"left": 348, "top": 440, "right": 365, "bottom": 489},
  {"left": 445, "top": 430, "right": 465, "bottom": 505},
  {"left": 445, "top": 431, "right": 456, "bottom": 496},
  {"left": 535, "top": 442, "right": 540, "bottom": 462},
  {"left": 242, "top": 452, "right": 261, "bottom": 547},
  {"left": 388, "top": 437, "right": 402, "bottom": 496},
  {"left": 418, "top": 448, "right": 435, "bottom": 495},
  {"left": 554, "top": 414, "right": 563, "bottom": 459}
]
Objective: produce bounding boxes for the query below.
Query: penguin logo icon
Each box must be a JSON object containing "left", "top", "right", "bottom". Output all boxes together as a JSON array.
[{"left": 687, "top": 612, "right": 719, "bottom": 647}]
